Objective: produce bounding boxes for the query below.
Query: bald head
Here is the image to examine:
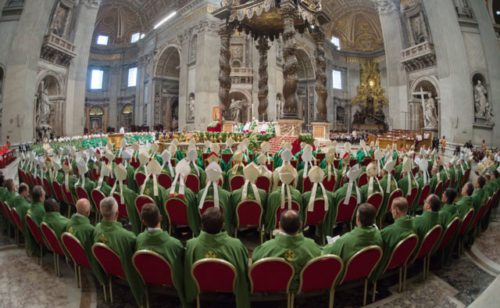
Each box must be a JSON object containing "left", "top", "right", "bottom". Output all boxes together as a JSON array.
[
  {"left": 100, "top": 197, "right": 118, "bottom": 221},
  {"left": 279, "top": 210, "right": 302, "bottom": 235},
  {"left": 76, "top": 198, "right": 91, "bottom": 217}
]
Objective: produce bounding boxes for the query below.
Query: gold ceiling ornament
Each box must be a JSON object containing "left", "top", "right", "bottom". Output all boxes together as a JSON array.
[{"left": 352, "top": 60, "right": 388, "bottom": 109}]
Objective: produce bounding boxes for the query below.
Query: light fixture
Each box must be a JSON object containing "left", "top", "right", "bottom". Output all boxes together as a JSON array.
[
  {"left": 496, "top": 10, "right": 500, "bottom": 16},
  {"left": 153, "top": 11, "right": 177, "bottom": 30}
]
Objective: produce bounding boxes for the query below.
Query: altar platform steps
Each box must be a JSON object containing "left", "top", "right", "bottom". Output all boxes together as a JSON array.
[{"left": 267, "top": 136, "right": 298, "bottom": 155}]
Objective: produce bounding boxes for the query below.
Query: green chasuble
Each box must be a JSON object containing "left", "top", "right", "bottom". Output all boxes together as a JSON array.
[
  {"left": 25, "top": 202, "right": 46, "bottom": 256},
  {"left": 115, "top": 185, "right": 140, "bottom": 235},
  {"left": 412, "top": 211, "right": 440, "bottom": 242},
  {"left": 168, "top": 183, "right": 199, "bottom": 235},
  {"left": 360, "top": 180, "right": 384, "bottom": 203},
  {"left": 252, "top": 233, "right": 321, "bottom": 292},
  {"left": 371, "top": 216, "right": 415, "bottom": 281},
  {"left": 471, "top": 188, "right": 486, "bottom": 214},
  {"left": 126, "top": 163, "right": 138, "bottom": 192},
  {"left": 28, "top": 202, "right": 46, "bottom": 226},
  {"left": 42, "top": 212, "right": 70, "bottom": 237},
  {"left": 454, "top": 167, "right": 463, "bottom": 191},
  {"left": 184, "top": 231, "right": 250, "bottom": 308},
  {"left": 264, "top": 187, "right": 302, "bottom": 233},
  {"left": 397, "top": 174, "right": 419, "bottom": 197},
  {"left": 196, "top": 186, "right": 232, "bottom": 233},
  {"left": 429, "top": 175, "right": 439, "bottom": 193},
  {"left": 230, "top": 186, "right": 267, "bottom": 233},
  {"left": 323, "top": 226, "right": 383, "bottom": 263},
  {"left": 303, "top": 186, "right": 335, "bottom": 237},
  {"left": 11, "top": 195, "right": 31, "bottom": 227},
  {"left": 93, "top": 221, "right": 143, "bottom": 306},
  {"left": 439, "top": 203, "right": 458, "bottom": 228},
  {"left": 456, "top": 196, "right": 474, "bottom": 219},
  {"left": 0, "top": 187, "right": 6, "bottom": 201},
  {"left": 136, "top": 229, "right": 185, "bottom": 307}
]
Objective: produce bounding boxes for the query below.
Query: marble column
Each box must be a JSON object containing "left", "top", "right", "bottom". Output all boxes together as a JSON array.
[
  {"left": 281, "top": 5, "right": 299, "bottom": 119},
  {"left": 218, "top": 25, "right": 232, "bottom": 120},
  {"left": 312, "top": 30, "right": 328, "bottom": 122},
  {"left": 256, "top": 36, "right": 270, "bottom": 122}
]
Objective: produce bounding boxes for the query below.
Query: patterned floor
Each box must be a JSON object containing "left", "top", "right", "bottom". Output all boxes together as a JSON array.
[{"left": 0, "top": 213, "right": 499, "bottom": 308}]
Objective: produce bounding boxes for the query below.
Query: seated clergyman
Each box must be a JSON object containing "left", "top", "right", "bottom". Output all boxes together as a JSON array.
[
  {"left": 252, "top": 209, "right": 321, "bottom": 292},
  {"left": 42, "top": 198, "right": 69, "bottom": 237}
]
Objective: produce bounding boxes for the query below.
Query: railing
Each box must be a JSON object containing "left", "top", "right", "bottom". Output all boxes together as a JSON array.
[
  {"left": 43, "top": 33, "right": 76, "bottom": 57},
  {"left": 401, "top": 41, "right": 434, "bottom": 61}
]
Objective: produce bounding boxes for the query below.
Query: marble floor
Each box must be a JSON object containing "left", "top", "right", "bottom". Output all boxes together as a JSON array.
[{"left": 0, "top": 213, "right": 499, "bottom": 308}]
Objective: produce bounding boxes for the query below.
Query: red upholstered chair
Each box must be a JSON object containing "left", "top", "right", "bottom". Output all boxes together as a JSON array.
[
  {"left": 25, "top": 214, "right": 45, "bottom": 264},
  {"left": 130, "top": 159, "right": 140, "bottom": 169},
  {"left": 386, "top": 189, "right": 403, "bottom": 214},
  {"left": 41, "top": 222, "right": 66, "bottom": 277},
  {"left": 52, "top": 181, "right": 66, "bottom": 205},
  {"left": 133, "top": 250, "right": 177, "bottom": 308},
  {"left": 418, "top": 184, "right": 431, "bottom": 207},
  {"left": 112, "top": 192, "right": 129, "bottom": 219},
  {"left": 302, "top": 176, "right": 313, "bottom": 193},
  {"left": 290, "top": 160, "right": 298, "bottom": 169},
  {"left": 366, "top": 192, "right": 383, "bottom": 218},
  {"left": 436, "top": 217, "right": 461, "bottom": 260},
  {"left": 266, "top": 161, "right": 274, "bottom": 172},
  {"left": 191, "top": 258, "right": 237, "bottom": 308},
  {"left": 249, "top": 258, "right": 294, "bottom": 307},
  {"left": 305, "top": 199, "right": 329, "bottom": 228},
  {"left": 91, "top": 189, "right": 106, "bottom": 222},
  {"left": 62, "top": 185, "right": 76, "bottom": 208},
  {"left": 164, "top": 198, "right": 190, "bottom": 234},
  {"left": 158, "top": 173, "right": 172, "bottom": 189},
  {"left": 229, "top": 175, "right": 245, "bottom": 192},
  {"left": 323, "top": 176, "right": 336, "bottom": 192},
  {"left": 256, "top": 176, "right": 272, "bottom": 193},
  {"left": 379, "top": 234, "right": 419, "bottom": 293},
  {"left": 76, "top": 186, "right": 89, "bottom": 201},
  {"left": 274, "top": 201, "right": 301, "bottom": 230},
  {"left": 92, "top": 243, "right": 126, "bottom": 303},
  {"left": 35, "top": 176, "right": 43, "bottom": 186},
  {"left": 10, "top": 207, "right": 23, "bottom": 244},
  {"left": 406, "top": 187, "right": 419, "bottom": 213},
  {"left": 410, "top": 225, "right": 443, "bottom": 280},
  {"left": 434, "top": 181, "right": 444, "bottom": 198},
  {"left": 61, "top": 232, "right": 90, "bottom": 288},
  {"left": 296, "top": 255, "right": 344, "bottom": 308},
  {"left": 42, "top": 178, "right": 52, "bottom": 198},
  {"left": 357, "top": 173, "right": 368, "bottom": 187},
  {"left": 362, "top": 158, "right": 372, "bottom": 167},
  {"left": 333, "top": 160, "right": 340, "bottom": 169},
  {"left": 186, "top": 174, "right": 201, "bottom": 193},
  {"left": 471, "top": 203, "right": 488, "bottom": 236},
  {"left": 135, "top": 195, "right": 155, "bottom": 217},
  {"left": 444, "top": 179, "right": 451, "bottom": 191},
  {"left": 222, "top": 153, "right": 233, "bottom": 165},
  {"left": 316, "top": 153, "right": 326, "bottom": 162},
  {"left": 105, "top": 176, "right": 116, "bottom": 187},
  {"left": 235, "top": 200, "right": 264, "bottom": 242},
  {"left": 457, "top": 209, "right": 475, "bottom": 256},
  {"left": 89, "top": 169, "right": 99, "bottom": 181},
  {"left": 135, "top": 172, "right": 147, "bottom": 188},
  {"left": 412, "top": 167, "right": 419, "bottom": 177},
  {"left": 349, "top": 160, "right": 357, "bottom": 167},
  {"left": 334, "top": 196, "right": 358, "bottom": 229},
  {"left": 338, "top": 246, "right": 383, "bottom": 306}
]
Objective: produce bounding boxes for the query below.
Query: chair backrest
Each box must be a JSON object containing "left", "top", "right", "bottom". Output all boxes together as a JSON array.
[
  {"left": 333, "top": 160, "right": 340, "bottom": 169},
  {"left": 249, "top": 258, "right": 294, "bottom": 294},
  {"left": 434, "top": 181, "right": 443, "bottom": 197},
  {"left": 256, "top": 176, "right": 271, "bottom": 193},
  {"left": 438, "top": 217, "right": 461, "bottom": 252},
  {"left": 406, "top": 187, "right": 419, "bottom": 211},
  {"left": 130, "top": 159, "right": 140, "bottom": 169},
  {"left": 335, "top": 196, "right": 357, "bottom": 225},
  {"left": 384, "top": 234, "right": 419, "bottom": 273},
  {"left": 42, "top": 178, "right": 52, "bottom": 197},
  {"left": 275, "top": 201, "right": 300, "bottom": 229},
  {"left": 25, "top": 214, "right": 44, "bottom": 246},
  {"left": 366, "top": 192, "right": 383, "bottom": 216},
  {"left": 61, "top": 232, "right": 91, "bottom": 269},
  {"left": 387, "top": 189, "right": 403, "bottom": 213},
  {"left": 158, "top": 173, "right": 173, "bottom": 189},
  {"left": 266, "top": 161, "right": 274, "bottom": 172},
  {"left": 413, "top": 225, "right": 443, "bottom": 261},
  {"left": 298, "top": 255, "right": 343, "bottom": 294},
  {"left": 135, "top": 172, "right": 147, "bottom": 188},
  {"left": 459, "top": 209, "right": 475, "bottom": 236},
  {"left": 221, "top": 153, "right": 233, "bottom": 165},
  {"left": 236, "top": 200, "right": 263, "bottom": 229},
  {"left": 164, "top": 198, "right": 189, "bottom": 227},
  {"left": 76, "top": 186, "right": 89, "bottom": 201},
  {"left": 229, "top": 175, "right": 245, "bottom": 192},
  {"left": 443, "top": 179, "right": 451, "bottom": 191},
  {"left": 305, "top": 199, "right": 328, "bottom": 227},
  {"left": 133, "top": 250, "right": 174, "bottom": 287},
  {"left": 322, "top": 176, "right": 336, "bottom": 192},
  {"left": 112, "top": 193, "right": 129, "bottom": 219},
  {"left": 302, "top": 177, "right": 313, "bottom": 193},
  {"left": 340, "top": 246, "right": 383, "bottom": 284},
  {"left": 62, "top": 185, "right": 75, "bottom": 206},
  {"left": 10, "top": 207, "right": 23, "bottom": 232},
  {"left": 91, "top": 189, "right": 106, "bottom": 214},
  {"left": 52, "top": 181, "right": 66, "bottom": 204},
  {"left": 192, "top": 258, "right": 237, "bottom": 294},
  {"left": 316, "top": 153, "right": 326, "bottom": 162},
  {"left": 418, "top": 185, "right": 431, "bottom": 206},
  {"left": 357, "top": 173, "right": 368, "bottom": 187},
  {"left": 186, "top": 174, "right": 201, "bottom": 193},
  {"left": 40, "top": 222, "right": 65, "bottom": 256},
  {"left": 92, "top": 243, "right": 126, "bottom": 280},
  {"left": 135, "top": 195, "right": 155, "bottom": 216}
]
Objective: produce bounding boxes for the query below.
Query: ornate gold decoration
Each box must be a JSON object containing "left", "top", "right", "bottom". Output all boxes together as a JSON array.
[
  {"left": 283, "top": 249, "right": 296, "bottom": 262},
  {"left": 352, "top": 60, "right": 388, "bottom": 110},
  {"left": 98, "top": 234, "right": 108, "bottom": 244},
  {"left": 205, "top": 251, "right": 217, "bottom": 259}
]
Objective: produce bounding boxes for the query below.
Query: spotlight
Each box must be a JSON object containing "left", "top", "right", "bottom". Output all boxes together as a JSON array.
[{"left": 154, "top": 11, "right": 177, "bottom": 30}]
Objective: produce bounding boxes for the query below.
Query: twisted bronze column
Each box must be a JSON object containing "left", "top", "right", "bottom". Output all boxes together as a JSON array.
[
  {"left": 281, "top": 7, "right": 299, "bottom": 118},
  {"left": 313, "top": 30, "right": 328, "bottom": 122},
  {"left": 257, "top": 36, "right": 270, "bottom": 121},
  {"left": 218, "top": 25, "right": 233, "bottom": 120}
]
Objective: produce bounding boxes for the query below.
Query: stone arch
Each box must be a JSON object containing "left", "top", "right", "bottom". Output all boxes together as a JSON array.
[
  {"left": 154, "top": 45, "right": 181, "bottom": 131},
  {"left": 410, "top": 76, "right": 440, "bottom": 132},
  {"left": 88, "top": 106, "right": 105, "bottom": 133},
  {"left": 229, "top": 91, "right": 251, "bottom": 123},
  {"left": 296, "top": 49, "right": 315, "bottom": 130},
  {"left": 34, "top": 73, "right": 66, "bottom": 139},
  {"left": 119, "top": 103, "right": 134, "bottom": 129}
]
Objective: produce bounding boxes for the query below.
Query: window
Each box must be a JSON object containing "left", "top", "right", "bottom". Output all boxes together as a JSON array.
[
  {"left": 96, "top": 35, "right": 109, "bottom": 46},
  {"left": 140, "top": 33, "right": 145, "bottom": 39},
  {"left": 90, "top": 69, "right": 104, "bottom": 90},
  {"left": 332, "top": 70, "right": 342, "bottom": 90},
  {"left": 128, "top": 67, "right": 137, "bottom": 87},
  {"left": 131, "top": 33, "right": 141, "bottom": 43},
  {"left": 331, "top": 36, "right": 340, "bottom": 50}
]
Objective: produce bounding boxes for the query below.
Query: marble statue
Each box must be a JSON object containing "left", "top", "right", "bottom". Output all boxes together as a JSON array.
[
  {"left": 36, "top": 81, "right": 53, "bottom": 128},
  {"left": 454, "top": 0, "right": 473, "bottom": 18},
  {"left": 229, "top": 99, "right": 243, "bottom": 122},
  {"left": 188, "top": 95, "right": 195, "bottom": 122},
  {"left": 50, "top": 4, "right": 69, "bottom": 37},
  {"left": 474, "top": 80, "right": 493, "bottom": 121},
  {"left": 276, "top": 95, "right": 282, "bottom": 120},
  {"left": 410, "top": 15, "right": 426, "bottom": 44},
  {"left": 423, "top": 96, "right": 438, "bottom": 129}
]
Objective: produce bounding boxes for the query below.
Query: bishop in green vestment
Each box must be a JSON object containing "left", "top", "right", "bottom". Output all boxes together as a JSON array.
[
  {"left": 184, "top": 207, "right": 250, "bottom": 308},
  {"left": 253, "top": 210, "right": 321, "bottom": 292},
  {"left": 42, "top": 198, "right": 70, "bottom": 237},
  {"left": 11, "top": 183, "right": 31, "bottom": 228},
  {"left": 25, "top": 186, "right": 46, "bottom": 256},
  {"left": 136, "top": 204, "right": 186, "bottom": 307},
  {"left": 456, "top": 183, "right": 474, "bottom": 219},
  {"left": 412, "top": 194, "right": 441, "bottom": 242},
  {"left": 93, "top": 197, "right": 144, "bottom": 306},
  {"left": 439, "top": 188, "right": 459, "bottom": 227}
]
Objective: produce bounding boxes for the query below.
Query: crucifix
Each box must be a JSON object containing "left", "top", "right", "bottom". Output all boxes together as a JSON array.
[{"left": 412, "top": 87, "right": 430, "bottom": 129}]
